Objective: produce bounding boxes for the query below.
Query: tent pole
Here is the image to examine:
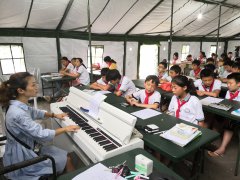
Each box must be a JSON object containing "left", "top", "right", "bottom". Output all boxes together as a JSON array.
[
  {"left": 123, "top": 37, "right": 127, "bottom": 76},
  {"left": 200, "top": 40, "right": 203, "bottom": 51},
  {"left": 216, "top": 5, "right": 222, "bottom": 56},
  {"left": 167, "top": 0, "right": 174, "bottom": 74},
  {"left": 87, "top": 0, "right": 93, "bottom": 82},
  {"left": 56, "top": 33, "right": 62, "bottom": 71},
  {"left": 137, "top": 42, "right": 141, "bottom": 79}
]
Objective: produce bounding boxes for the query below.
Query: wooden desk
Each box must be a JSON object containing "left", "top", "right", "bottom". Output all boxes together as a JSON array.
[{"left": 58, "top": 148, "right": 183, "bottom": 180}]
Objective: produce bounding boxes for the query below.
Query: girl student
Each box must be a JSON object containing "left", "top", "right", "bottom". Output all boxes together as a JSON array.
[
  {"left": 0, "top": 72, "right": 80, "bottom": 179},
  {"left": 62, "top": 58, "right": 90, "bottom": 86},
  {"left": 168, "top": 75, "right": 205, "bottom": 127}
]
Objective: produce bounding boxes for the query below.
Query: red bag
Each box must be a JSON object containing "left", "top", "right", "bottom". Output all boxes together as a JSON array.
[{"left": 159, "top": 82, "right": 172, "bottom": 92}]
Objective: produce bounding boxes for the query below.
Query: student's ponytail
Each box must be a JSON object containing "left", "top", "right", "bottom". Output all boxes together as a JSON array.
[
  {"left": 172, "top": 75, "right": 197, "bottom": 95},
  {"left": 110, "top": 59, "right": 117, "bottom": 64},
  {"left": 0, "top": 72, "right": 33, "bottom": 106},
  {"left": 77, "top": 58, "right": 87, "bottom": 69}
]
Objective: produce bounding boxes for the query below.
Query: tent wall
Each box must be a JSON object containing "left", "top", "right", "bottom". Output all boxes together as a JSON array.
[{"left": 227, "top": 41, "right": 240, "bottom": 53}]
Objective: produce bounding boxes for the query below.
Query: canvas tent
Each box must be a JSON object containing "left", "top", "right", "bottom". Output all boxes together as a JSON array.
[{"left": 0, "top": 0, "right": 240, "bottom": 80}]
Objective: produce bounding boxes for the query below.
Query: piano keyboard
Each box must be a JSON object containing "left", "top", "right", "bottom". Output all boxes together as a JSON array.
[{"left": 59, "top": 105, "right": 122, "bottom": 152}]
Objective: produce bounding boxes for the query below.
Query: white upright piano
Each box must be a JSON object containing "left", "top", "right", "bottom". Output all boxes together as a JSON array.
[{"left": 50, "top": 87, "right": 143, "bottom": 164}]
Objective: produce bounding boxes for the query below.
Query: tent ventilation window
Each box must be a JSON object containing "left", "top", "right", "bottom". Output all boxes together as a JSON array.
[{"left": 181, "top": 45, "right": 190, "bottom": 61}]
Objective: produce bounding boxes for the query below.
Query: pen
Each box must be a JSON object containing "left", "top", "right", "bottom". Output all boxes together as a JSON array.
[{"left": 153, "top": 130, "right": 166, "bottom": 135}]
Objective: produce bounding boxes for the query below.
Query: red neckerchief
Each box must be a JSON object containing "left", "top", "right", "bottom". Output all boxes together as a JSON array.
[
  {"left": 144, "top": 91, "right": 154, "bottom": 104},
  {"left": 194, "top": 68, "right": 201, "bottom": 77},
  {"left": 229, "top": 91, "right": 239, "bottom": 101},
  {"left": 202, "top": 80, "right": 215, "bottom": 92},
  {"left": 176, "top": 99, "right": 187, "bottom": 118},
  {"left": 107, "top": 62, "right": 112, "bottom": 67}
]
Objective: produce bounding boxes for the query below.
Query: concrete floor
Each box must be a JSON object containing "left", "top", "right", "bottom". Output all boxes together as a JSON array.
[{"left": 1, "top": 99, "right": 239, "bottom": 179}]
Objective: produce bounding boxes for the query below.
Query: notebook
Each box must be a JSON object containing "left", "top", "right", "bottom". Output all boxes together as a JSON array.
[{"left": 160, "top": 123, "right": 202, "bottom": 147}]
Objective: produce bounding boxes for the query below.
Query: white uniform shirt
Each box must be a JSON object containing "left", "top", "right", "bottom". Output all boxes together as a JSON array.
[
  {"left": 225, "top": 90, "right": 240, "bottom": 101},
  {"left": 219, "top": 71, "right": 231, "bottom": 78},
  {"left": 168, "top": 94, "right": 204, "bottom": 124},
  {"left": 157, "top": 71, "right": 168, "bottom": 80},
  {"left": 194, "top": 79, "right": 222, "bottom": 91},
  {"left": 171, "top": 59, "right": 181, "bottom": 65},
  {"left": 132, "top": 89, "right": 161, "bottom": 105},
  {"left": 96, "top": 77, "right": 107, "bottom": 85},
  {"left": 164, "top": 76, "right": 172, "bottom": 82},
  {"left": 66, "top": 63, "right": 74, "bottom": 72},
  {"left": 189, "top": 69, "right": 201, "bottom": 78},
  {"left": 118, "top": 76, "right": 136, "bottom": 97},
  {"left": 76, "top": 65, "right": 90, "bottom": 85}
]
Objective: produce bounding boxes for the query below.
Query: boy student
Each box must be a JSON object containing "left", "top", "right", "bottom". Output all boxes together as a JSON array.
[
  {"left": 232, "top": 62, "right": 240, "bottom": 73},
  {"left": 219, "top": 61, "right": 234, "bottom": 82},
  {"left": 189, "top": 60, "right": 201, "bottom": 79},
  {"left": 208, "top": 73, "right": 240, "bottom": 157},
  {"left": 194, "top": 68, "right": 222, "bottom": 97},
  {"left": 161, "top": 65, "right": 181, "bottom": 83},
  {"left": 90, "top": 68, "right": 109, "bottom": 90},
  {"left": 157, "top": 62, "right": 168, "bottom": 80},
  {"left": 206, "top": 57, "right": 215, "bottom": 65},
  {"left": 126, "top": 75, "right": 161, "bottom": 110},
  {"left": 106, "top": 69, "right": 136, "bottom": 97}
]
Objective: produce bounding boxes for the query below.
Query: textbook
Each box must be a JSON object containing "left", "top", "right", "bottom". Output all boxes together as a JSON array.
[{"left": 160, "top": 123, "right": 202, "bottom": 147}]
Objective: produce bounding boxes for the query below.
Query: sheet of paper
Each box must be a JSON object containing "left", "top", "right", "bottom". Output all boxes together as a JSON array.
[
  {"left": 99, "top": 90, "right": 111, "bottom": 95},
  {"left": 72, "top": 163, "right": 125, "bottom": 180},
  {"left": 88, "top": 92, "right": 107, "bottom": 119},
  {"left": 200, "top": 97, "right": 223, "bottom": 106},
  {"left": 82, "top": 89, "right": 96, "bottom": 95},
  {"left": 131, "top": 109, "right": 161, "bottom": 120}
]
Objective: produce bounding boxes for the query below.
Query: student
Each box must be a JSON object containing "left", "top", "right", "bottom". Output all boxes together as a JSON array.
[
  {"left": 235, "top": 57, "right": 240, "bottom": 64},
  {"left": 161, "top": 65, "right": 181, "bottom": 83},
  {"left": 168, "top": 75, "right": 204, "bottom": 126},
  {"left": 106, "top": 69, "right": 136, "bottom": 97},
  {"left": 189, "top": 60, "right": 201, "bottom": 79},
  {"left": 206, "top": 57, "right": 215, "bottom": 65},
  {"left": 62, "top": 58, "right": 90, "bottom": 86},
  {"left": 227, "top": 51, "right": 234, "bottom": 61},
  {"left": 208, "top": 73, "right": 240, "bottom": 157},
  {"left": 186, "top": 54, "right": 193, "bottom": 61},
  {"left": 92, "top": 56, "right": 117, "bottom": 70},
  {"left": 219, "top": 60, "right": 234, "bottom": 82},
  {"left": 232, "top": 62, "right": 240, "bottom": 73},
  {"left": 217, "top": 59, "right": 225, "bottom": 77},
  {"left": 171, "top": 52, "right": 181, "bottom": 65},
  {"left": 90, "top": 68, "right": 109, "bottom": 90},
  {"left": 0, "top": 72, "right": 80, "bottom": 179},
  {"left": 211, "top": 53, "right": 218, "bottom": 62},
  {"left": 59, "top": 57, "right": 74, "bottom": 74},
  {"left": 198, "top": 51, "right": 206, "bottom": 63},
  {"left": 126, "top": 75, "right": 161, "bottom": 110},
  {"left": 194, "top": 68, "right": 222, "bottom": 97},
  {"left": 157, "top": 62, "right": 168, "bottom": 80}
]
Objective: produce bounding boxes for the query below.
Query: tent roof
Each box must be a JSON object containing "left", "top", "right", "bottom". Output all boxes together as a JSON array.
[{"left": 1, "top": 0, "right": 240, "bottom": 39}]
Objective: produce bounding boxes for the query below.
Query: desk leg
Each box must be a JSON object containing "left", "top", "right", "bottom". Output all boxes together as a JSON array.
[
  {"left": 52, "top": 82, "right": 55, "bottom": 98},
  {"left": 234, "top": 128, "right": 240, "bottom": 176},
  {"left": 190, "top": 149, "right": 203, "bottom": 180},
  {"left": 42, "top": 79, "right": 44, "bottom": 96}
]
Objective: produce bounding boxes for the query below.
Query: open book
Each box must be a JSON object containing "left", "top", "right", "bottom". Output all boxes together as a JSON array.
[{"left": 160, "top": 123, "right": 202, "bottom": 147}]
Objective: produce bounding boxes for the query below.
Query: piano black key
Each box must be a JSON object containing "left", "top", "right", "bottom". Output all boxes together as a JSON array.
[
  {"left": 93, "top": 136, "right": 106, "bottom": 142},
  {"left": 82, "top": 126, "right": 91, "bottom": 130},
  {"left": 97, "top": 128, "right": 121, "bottom": 147},
  {"left": 98, "top": 140, "right": 111, "bottom": 146},
  {"left": 103, "top": 144, "right": 117, "bottom": 151},
  {"left": 85, "top": 129, "right": 97, "bottom": 134},
  {"left": 89, "top": 132, "right": 101, "bottom": 137}
]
